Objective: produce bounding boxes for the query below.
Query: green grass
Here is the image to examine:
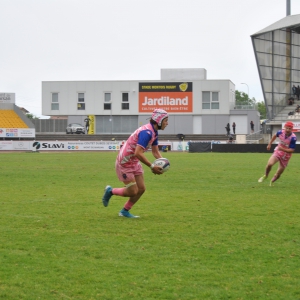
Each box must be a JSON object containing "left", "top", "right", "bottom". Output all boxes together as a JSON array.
[{"left": 0, "top": 151, "right": 300, "bottom": 299}]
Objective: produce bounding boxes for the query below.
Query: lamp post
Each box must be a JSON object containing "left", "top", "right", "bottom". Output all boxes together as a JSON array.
[{"left": 241, "top": 83, "right": 250, "bottom": 107}]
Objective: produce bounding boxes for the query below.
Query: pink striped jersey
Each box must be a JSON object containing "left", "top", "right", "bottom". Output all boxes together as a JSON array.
[
  {"left": 274, "top": 129, "right": 297, "bottom": 161},
  {"left": 117, "top": 123, "right": 158, "bottom": 166}
]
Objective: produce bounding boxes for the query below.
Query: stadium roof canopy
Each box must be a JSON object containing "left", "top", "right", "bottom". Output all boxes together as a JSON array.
[
  {"left": 251, "top": 14, "right": 300, "bottom": 123},
  {"left": 252, "top": 14, "right": 300, "bottom": 36}
]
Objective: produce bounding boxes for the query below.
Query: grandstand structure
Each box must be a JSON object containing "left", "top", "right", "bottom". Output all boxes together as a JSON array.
[
  {"left": 0, "top": 93, "right": 35, "bottom": 139},
  {"left": 251, "top": 8, "right": 300, "bottom": 136},
  {"left": 0, "top": 110, "right": 29, "bottom": 128}
]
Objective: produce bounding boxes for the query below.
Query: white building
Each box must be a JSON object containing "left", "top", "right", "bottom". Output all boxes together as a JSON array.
[{"left": 42, "top": 68, "right": 259, "bottom": 135}]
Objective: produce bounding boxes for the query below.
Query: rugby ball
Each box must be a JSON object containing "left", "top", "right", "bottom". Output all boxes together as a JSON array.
[{"left": 153, "top": 158, "right": 170, "bottom": 173}]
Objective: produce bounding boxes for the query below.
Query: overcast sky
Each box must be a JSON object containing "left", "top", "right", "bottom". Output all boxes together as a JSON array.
[{"left": 1, "top": 0, "right": 300, "bottom": 118}]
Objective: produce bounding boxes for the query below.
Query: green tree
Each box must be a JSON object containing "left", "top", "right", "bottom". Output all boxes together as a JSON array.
[
  {"left": 26, "top": 113, "right": 39, "bottom": 120},
  {"left": 256, "top": 101, "right": 267, "bottom": 119},
  {"left": 235, "top": 90, "right": 256, "bottom": 106},
  {"left": 236, "top": 90, "right": 266, "bottom": 119}
]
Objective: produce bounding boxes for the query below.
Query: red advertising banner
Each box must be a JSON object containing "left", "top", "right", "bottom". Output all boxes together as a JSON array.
[
  {"left": 282, "top": 122, "right": 300, "bottom": 132},
  {"left": 139, "top": 82, "right": 193, "bottom": 113}
]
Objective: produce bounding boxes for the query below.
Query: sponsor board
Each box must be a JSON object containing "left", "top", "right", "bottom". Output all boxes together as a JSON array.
[
  {"left": 0, "top": 141, "right": 13, "bottom": 150},
  {"left": 139, "top": 82, "right": 193, "bottom": 113},
  {"left": 31, "top": 141, "right": 122, "bottom": 151},
  {"left": 19, "top": 129, "right": 35, "bottom": 137},
  {"left": 0, "top": 140, "right": 229, "bottom": 151},
  {"left": 14, "top": 141, "right": 31, "bottom": 150},
  {"left": 0, "top": 128, "right": 35, "bottom": 138},
  {"left": 173, "top": 141, "right": 226, "bottom": 151}
]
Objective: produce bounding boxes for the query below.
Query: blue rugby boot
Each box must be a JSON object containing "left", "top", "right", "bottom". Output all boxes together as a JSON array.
[
  {"left": 102, "top": 185, "right": 112, "bottom": 207},
  {"left": 118, "top": 208, "right": 140, "bottom": 218}
]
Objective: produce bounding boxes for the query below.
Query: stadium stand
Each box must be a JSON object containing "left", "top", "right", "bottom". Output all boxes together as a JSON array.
[{"left": 0, "top": 110, "right": 28, "bottom": 128}]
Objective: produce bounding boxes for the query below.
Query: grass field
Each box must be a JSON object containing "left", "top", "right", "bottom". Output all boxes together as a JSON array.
[{"left": 0, "top": 151, "right": 300, "bottom": 300}]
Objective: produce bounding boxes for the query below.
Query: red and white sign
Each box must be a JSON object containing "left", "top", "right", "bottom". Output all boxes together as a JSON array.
[
  {"left": 282, "top": 122, "right": 300, "bottom": 132},
  {"left": 139, "top": 82, "right": 193, "bottom": 113}
]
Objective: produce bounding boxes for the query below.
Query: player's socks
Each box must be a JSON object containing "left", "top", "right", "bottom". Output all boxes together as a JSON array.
[
  {"left": 124, "top": 200, "right": 134, "bottom": 210},
  {"left": 270, "top": 175, "right": 278, "bottom": 186},
  {"left": 112, "top": 188, "right": 125, "bottom": 196}
]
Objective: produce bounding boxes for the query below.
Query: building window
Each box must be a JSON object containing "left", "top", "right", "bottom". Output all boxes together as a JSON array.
[
  {"left": 202, "top": 91, "right": 219, "bottom": 109},
  {"left": 104, "top": 93, "right": 111, "bottom": 102},
  {"left": 104, "top": 103, "right": 111, "bottom": 110},
  {"left": 77, "top": 93, "right": 85, "bottom": 110},
  {"left": 122, "top": 92, "right": 129, "bottom": 110},
  {"left": 122, "top": 93, "right": 128, "bottom": 102},
  {"left": 51, "top": 93, "right": 59, "bottom": 110},
  {"left": 77, "top": 103, "right": 85, "bottom": 110},
  {"left": 104, "top": 92, "right": 111, "bottom": 110},
  {"left": 122, "top": 103, "right": 129, "bottom": 109},
  {"left": 78, "top": 93, "right": 85, "bottom": 102},
  {"left": 202, "top": 91, "right": 210, "bottom": 109},
  {"left": 211, "top": 92, "right": 219, "bottom": 109}
]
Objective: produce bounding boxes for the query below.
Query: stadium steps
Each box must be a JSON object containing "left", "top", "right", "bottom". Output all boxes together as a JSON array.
[
  {"left": 0, "top": 110, "right": 29, "bottom": 128},
  {"left": 267, "top": 100, "right": 300, "bottom": 125}
]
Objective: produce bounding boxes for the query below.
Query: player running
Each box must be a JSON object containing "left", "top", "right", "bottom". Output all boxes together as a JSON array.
[
  {"left": 258, "top": 121, "right": 296, "bottom": 186},
  {"left": 101, "top": 108, "right": 169, "bottom": 218}
]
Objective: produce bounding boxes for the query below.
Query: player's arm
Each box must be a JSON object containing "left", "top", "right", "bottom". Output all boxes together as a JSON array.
[
  {"left": 134, "top": 146, "right": 162, "bottom": 175},
  {"left": 135, "top": 130, "right": 163, "bottom": 174},
  {"left": 267, "top": 134, "right": 277, "bottom": 151},
  {"left": 151, "top": 144, "right": 162, "bottom": 159},
  {"left": 278, "top": 137, "right": 296, "bottom": 153},
  {"left": 278, "top": 147, "right": 295, "bottom": 153}
]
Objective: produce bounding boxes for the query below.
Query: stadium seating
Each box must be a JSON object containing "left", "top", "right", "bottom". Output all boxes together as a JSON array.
[{"left": 0, "top": 110, "right": 29, "bottom": 128}]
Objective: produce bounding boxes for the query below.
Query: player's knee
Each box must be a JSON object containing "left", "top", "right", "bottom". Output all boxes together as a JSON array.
[
  {"left": 125, "top": 184, "right": 139, "bottom": 196},
  {"left": 139, "top": 187, "right": 146, "bottom": 195}
]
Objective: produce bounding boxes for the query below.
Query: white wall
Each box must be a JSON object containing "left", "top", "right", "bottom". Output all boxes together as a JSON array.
[
  {"left": 229, "top": 115, "right": 248, "bottom": 134},
  {"left": 193, "top": 116, "right": 202, "bottom": 134}
]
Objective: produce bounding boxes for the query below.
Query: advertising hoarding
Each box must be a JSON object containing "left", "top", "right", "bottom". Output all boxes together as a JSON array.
[{"left": 139, "top": 82, "right": 193, "bottom": 113}]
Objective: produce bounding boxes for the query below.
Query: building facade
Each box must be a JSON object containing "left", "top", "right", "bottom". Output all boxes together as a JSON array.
[{"left": 42, "top": 68, "right": 259, "bottom": 135}]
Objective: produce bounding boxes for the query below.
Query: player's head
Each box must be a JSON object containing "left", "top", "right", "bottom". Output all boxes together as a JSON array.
[
  {"left": 150, "top": 109, "right": 168, "bottom": 130},
  {"left": 284, "top": 121, "right": 294, "bottom": 134},
  {"left": 285, "top": 121, "right": 294, "bottom": 129}
]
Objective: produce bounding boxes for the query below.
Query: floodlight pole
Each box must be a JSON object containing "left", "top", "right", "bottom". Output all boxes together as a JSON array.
[{"left": 287, "top": 0, "right": 291, "bottom": 16}]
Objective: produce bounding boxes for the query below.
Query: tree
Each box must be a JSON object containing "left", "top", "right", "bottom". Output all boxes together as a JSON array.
[
  {"left": 26, "top": 113, "right": 39, "bottom": 120},
  {"left": 235, "top": 90, "right": 266, "bottom": 119},
  {"left": 256, "top": 101, "right": 267, "bottom": 119},
  {"left": 235, "top": 90, "right": 256, "bottom": 106}
]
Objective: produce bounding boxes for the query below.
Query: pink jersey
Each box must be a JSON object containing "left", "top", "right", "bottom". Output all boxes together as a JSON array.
[
  {"left": 273, "top": 129, "right": 297, "bottom": 162},
  {"left": 117, "top": 123, "right": 157, "bottom": 166}
]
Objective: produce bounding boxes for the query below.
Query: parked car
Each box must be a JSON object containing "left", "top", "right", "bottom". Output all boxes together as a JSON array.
[{"left": 66, "top": 123, "right": 85, "bottom": 134}]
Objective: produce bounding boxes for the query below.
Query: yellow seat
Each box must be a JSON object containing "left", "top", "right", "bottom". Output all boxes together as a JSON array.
[{"left": 0, "top": 109, "right": 28, "bottom": 128}]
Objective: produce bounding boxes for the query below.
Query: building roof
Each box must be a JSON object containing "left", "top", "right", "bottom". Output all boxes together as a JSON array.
[
  {"left": 17, "top": 106, "right": 29, "bottom": 114},
  {"left": 252, "top": 14, "right": 300, "bottom": 36}
]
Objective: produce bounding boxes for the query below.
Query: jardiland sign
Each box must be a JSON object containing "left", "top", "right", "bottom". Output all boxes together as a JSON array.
[{"left": 138, "top": 82, "right": 193, "bottom": 113}]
